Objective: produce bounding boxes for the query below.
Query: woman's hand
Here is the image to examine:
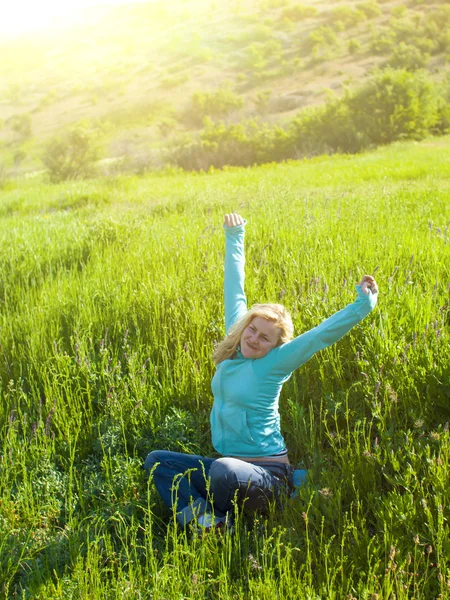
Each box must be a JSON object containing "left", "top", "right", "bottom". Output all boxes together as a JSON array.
[
  {"left": 359, "top": 275, "right": 379, "bottom": 295},
  {"left": 224, "top": 213, "right": 244, "bottom": 228}
]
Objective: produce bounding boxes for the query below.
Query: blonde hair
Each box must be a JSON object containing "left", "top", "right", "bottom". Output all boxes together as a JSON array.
[{"left": 213, "top": 303, "right": 294, "bottom": 365}]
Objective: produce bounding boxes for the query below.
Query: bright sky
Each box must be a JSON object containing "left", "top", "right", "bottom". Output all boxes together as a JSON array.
[{"left": 1, "top": 0, "right": 153, "bottom": 39}]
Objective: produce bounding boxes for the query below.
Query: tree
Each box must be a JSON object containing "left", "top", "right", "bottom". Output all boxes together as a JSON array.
[
  {"left": 346, "top": 68, "right": 439, "bottom": 144},
  {"left": 42, "top": 125, "right": 100, "bottom": 183}
]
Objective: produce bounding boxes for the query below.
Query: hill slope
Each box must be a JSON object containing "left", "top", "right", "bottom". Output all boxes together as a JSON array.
[{"left": 0, "top": 0, "right": 449, "bottom": 174}]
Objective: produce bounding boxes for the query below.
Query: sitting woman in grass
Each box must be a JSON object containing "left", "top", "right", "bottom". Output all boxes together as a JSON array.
[{"left": 144, "top": 213, "right": 378, "bottom": 532}]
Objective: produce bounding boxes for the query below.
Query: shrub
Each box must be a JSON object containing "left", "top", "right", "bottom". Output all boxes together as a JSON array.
[
  {"left": 369, "top": 27, "right": 397, "bottom": 54},
  {"left": 13, "top": 149, "right": 27, "bottom": 167},
  {"left": 170, "top": 118, "right": 293, "bottom": 171},
  {"left": 346, "top": 68, "right": 440, "bottom": 144},
  {"left": 309, "top": 26, "right": 339, "bottom": 50},
  {"left": 434, "top": 74, "right": 450, "bottom": 134},
  {"left": 281, "top": 3, "right": 318, "bottom": 21},
  {"left": 357, "top": 1, "right": 382, "bottom": 19},
  {"left": 8, "top": 113, "right": 32, "bottom": 139},
  {"left": 254, "top": 90, "right": 272, "bottom": 114},
  {"left": 42, "top": 125, "right": 100, "bottom": 183},
  {"left": 424, "top": 7, "right": 450, "bottom": 53},
  {"left": 185, "top": 86, "right": 244, "bottom": 126},
  {"left": 290, "top": 98, "right": 365, "bottom": 156},
  {"left": 348, "top": 39, "right": 361, "bottom": 55},
  {"left": 239, "top": 39, "right": 284, "bottom": 76},
  {"left": 328, "top": 6, "right": 365, "bottom": 30},
  {"left": 387, "top": 43, "right": 430, "bottom": 70},
  {"left": 159, "top": 73, "right": 190, "bottom": 89},
  {"left": 0, "top": 163, "right": 8, "bottom": 189},
  {"left": 169, "top": 69, "right": 449, "bottom": 171}
]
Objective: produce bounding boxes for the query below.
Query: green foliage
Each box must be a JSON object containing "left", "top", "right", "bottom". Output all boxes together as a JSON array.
[
  {"left": 357, "top": 1, "right": 382, "bottom": 19},
  {"left": 327, "top": 6, "right": 366, "bottom": 31},
  {"left": 159, "top": 72, "right": 190, "bottom": 89},
  {"left": 308, "top": 26, "right": 339, "bottom": 62},
  {"left": 185, "top": 86, "right": 245, "bottom": 126},
  {"left": 42, "top": 125, "right": 101, "bottom": 183},
  {"left": 387, "top": 43, "right": 430, "bottom": 70},
  {"left": 290, "top": 98, "right": 363, "bottom": 155},
  {"left": 387, "top": 7, "right": 450, "bottom": 55},
  {"left": 309, "top": 26, "right": 338, "bottom": 49},
  {"left": 0, "top": 142, "right": 449, "bottom": 597},
  {"left": 0, "top": 163, "right": 9, "bottom": 190},
  {"left": 170, "top": 68, "right": 449, "bottom": 170},
  {"left": 369, "top": 27, "right": 397, "bottom": 54},
  {"left": 13, "top": 149, "right": 27, "bottom": 167},
  {"left": 171, "top": 117, "right": 292, "bottom": 170},
  {"left": 348, "top": 39, "right": 361, "bottom": 55},
  {"left": 281, "top": 3, "right": 318, "bottom": 21},
  {"left": 254, "top": 90, "right": 272, "bottom": 115},
  {"left": 346, "top": 68, "right": 440, "bottom": 144},
  {"left": 7, "top": 113, "right": 32, "bottom": 139}
]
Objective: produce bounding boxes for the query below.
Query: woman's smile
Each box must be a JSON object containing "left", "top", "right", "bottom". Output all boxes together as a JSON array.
[{"left": 240, "top": 317, "right": 280, "bottom": 359}]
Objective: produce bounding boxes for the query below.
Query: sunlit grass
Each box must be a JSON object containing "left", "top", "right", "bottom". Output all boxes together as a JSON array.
[{"left": 0, "top": 138, "right": 449, "bottom": 598}]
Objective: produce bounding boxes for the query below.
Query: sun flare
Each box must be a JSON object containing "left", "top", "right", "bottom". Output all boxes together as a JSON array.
[{"left": 1, "top": 0, "right": 151, "bottom": 39}]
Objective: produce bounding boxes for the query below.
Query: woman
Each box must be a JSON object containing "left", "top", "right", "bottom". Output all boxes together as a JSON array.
[{"left": 144, "top": 213, "right": 378, "bottom": 531}]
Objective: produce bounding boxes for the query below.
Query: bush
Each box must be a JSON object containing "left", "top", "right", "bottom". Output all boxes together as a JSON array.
[
  {"left": 281, "top": 3, "right": 318, "bottom": 21},
  {"left": 0, "top": 163, "right": 8, "bottom": 189},
  {"left": 290, "top": 98, "right": 365, "bottom": 156},
  {"left": 346, "top": 68, "right": 440, "bottom": 144},
  {"left": 185, "top": 86, "right": 244, "bottom": 126},
  {"left": 387, "top": 43, "right": 430, "bottom": 70},
  {"left": 348, "top": 39, "right": 361, "bottom": 55},
  {"left": 42, "top": 125, "right": 100, "bottom": 183},
  {"left": 369, "top": 27, "right": 396, "bottom": 54},
  {"left": 7, "top": 113, "right": 32, "bottom": 139},
  {"left": 169, "top": 69, "right": 449, "bottom": 171},
  {"left": 309, "top": 26, "right": 339, "bottom": 50},
  {"left": 424, "top": 7, "right": 450, "bottom": 53},
  {"left": 357, "top": 1, "right": 382, "bottom": 19},
  {"left": 170, "top": 118, "right": 292, "bottom": 171},
  {"left": 13, "top": 149, "right": 27, "bottom": 167},
  {"left": 327, "top": 6, "right": 365, "bottom": 30}
]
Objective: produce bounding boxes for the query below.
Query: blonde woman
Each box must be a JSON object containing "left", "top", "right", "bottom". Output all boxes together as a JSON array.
[{"left": 144, "top": 213, "right": 378, "bottom": 531}]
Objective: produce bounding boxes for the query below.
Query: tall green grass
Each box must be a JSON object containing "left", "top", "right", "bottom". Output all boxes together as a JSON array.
[{"left": 0, "top": 137, "right": 449, "bottom": 598}]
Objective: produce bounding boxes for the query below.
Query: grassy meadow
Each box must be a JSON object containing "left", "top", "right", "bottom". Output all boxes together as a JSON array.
[{"left": 0, "top": 136, "right": 449, "bottom": 598}]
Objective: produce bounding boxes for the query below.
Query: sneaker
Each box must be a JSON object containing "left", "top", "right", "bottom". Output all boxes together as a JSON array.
[{"left": 194, "top": 513, "right": 233, "bottom": 540}]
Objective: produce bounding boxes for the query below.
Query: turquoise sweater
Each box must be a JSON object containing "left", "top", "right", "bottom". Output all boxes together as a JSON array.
[{"left": 210, "top": 222, "right": 378, "bottom": 458}]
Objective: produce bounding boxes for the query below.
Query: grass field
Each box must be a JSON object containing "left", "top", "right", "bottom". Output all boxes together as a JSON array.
[{"left": 0, "top": 136, "right": 449, "bottom": 598}]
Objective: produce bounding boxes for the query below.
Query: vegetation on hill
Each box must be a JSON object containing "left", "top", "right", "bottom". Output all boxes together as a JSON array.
[{"left": 0, "top": 0, "right": 449, "bottom": 180}]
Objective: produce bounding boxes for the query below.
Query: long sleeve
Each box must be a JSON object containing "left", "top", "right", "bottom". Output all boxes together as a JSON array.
[
  {"left": 264, "top": 285, "right": 378, "bottom": 378},
  {"left": 224, "top": 221, "right": 248, "bottom": 334}
]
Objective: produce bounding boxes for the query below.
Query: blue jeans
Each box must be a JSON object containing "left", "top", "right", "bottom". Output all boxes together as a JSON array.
[{"left": 143, "top": 450, "right": 294, "bottom": 526}]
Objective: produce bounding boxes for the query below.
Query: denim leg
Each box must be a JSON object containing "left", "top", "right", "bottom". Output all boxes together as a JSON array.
[
  {"left": 209, "top": 458, "right": 290, "bottom": 515},
  {"left": 144, "top": 450, "right": 221, "bottom": 525}
]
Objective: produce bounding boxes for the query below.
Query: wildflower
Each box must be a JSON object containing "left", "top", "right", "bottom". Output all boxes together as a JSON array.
[{"left": 248, "top": 553, "right": 262, "bottom": 571}]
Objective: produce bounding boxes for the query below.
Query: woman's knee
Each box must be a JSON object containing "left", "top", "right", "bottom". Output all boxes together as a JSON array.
[
  {"left": 209, "top": 458, "right": 239, "bottom": 500},
  {"left": 143, "top": 450, "right": 170, "bottom": 473}
]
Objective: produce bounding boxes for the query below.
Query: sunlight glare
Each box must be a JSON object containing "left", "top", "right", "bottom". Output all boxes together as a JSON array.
[{"left": 1, "top": 0, "right": 154, "bottom": 39}]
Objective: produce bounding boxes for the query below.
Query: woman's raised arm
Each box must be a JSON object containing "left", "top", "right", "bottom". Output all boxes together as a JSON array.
[
  {"left": 223, "top": 213, "right": 248, "bottom": 334},
  {"left": 265, "top": 276, "right": 379, "bottom": 377}
]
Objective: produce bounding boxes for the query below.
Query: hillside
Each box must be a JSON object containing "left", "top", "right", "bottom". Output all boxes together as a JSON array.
[{"left": 0, "top": 0, "right": 449, "bottom": 175}]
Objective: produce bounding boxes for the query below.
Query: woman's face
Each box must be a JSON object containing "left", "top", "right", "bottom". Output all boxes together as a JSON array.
[{"left": 240, "top": 317, "right": 280, "bottom": 359}]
